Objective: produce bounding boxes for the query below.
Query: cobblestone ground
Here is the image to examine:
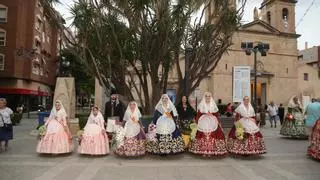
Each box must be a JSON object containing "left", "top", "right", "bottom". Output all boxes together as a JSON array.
[{"left": 0, "top": 116, "right": 319, "bottom": 180}]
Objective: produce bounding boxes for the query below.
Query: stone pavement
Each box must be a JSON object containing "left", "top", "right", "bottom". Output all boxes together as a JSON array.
[{"left": 0, "top": 116, "right": 319, "bottom": 180}]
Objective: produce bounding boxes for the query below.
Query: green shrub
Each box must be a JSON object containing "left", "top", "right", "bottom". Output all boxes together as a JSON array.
[
  {"left": 76, "top": 113, "right": 90, "bottom": 130},
  {"left": 141, "top": 115, "right": 153, "bottom": 132},
  {"left": 11, "top": 113, "right": 23, "bottom": 125}
]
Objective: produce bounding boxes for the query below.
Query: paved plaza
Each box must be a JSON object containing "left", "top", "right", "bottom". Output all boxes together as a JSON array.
[{"left": 0, "top": 115, "right": 319, "bottom": 180}]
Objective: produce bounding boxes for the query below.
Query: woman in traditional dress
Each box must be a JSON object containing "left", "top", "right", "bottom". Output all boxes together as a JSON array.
[
  {"left": 146, "top": 94, "right": 184, "bottom": 155},
  {"left": 176, "top": 96, "right": 196, "bottom": 149},
  {"left": 307, "top": 117, "right": 320, "bottom": 160},
  {"left": 227, "top": 96, "right": 266, "bottom": 155},
  {"left": 78, "top": 106, "right": 109, "bottom": 155},
  {"left": 189, "top": 92, "right": 227, "bottom": 156},
  {"left": 114, "top": 101, "right": 146, "bottom": 156},
  {"left": 37, "top": 100, "right": 72, "bottom": 154},
  {"left": 280, "top": 96, "right": 308, "bottom": 138},
  {"left": 0, "top": 98, "right": 13, "bottom": 152}
]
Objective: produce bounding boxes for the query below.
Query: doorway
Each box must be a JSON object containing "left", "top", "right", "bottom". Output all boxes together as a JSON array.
[{"left": 250, "top": 82, "right": 267, "bottom": 106}]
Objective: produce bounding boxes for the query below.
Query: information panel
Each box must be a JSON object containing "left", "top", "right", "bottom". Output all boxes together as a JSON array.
[{"left": 233, "top": 66, "right": 251, "bottom": 102}]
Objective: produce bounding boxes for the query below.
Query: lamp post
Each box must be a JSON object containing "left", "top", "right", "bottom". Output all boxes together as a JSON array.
[
  {"left": 184, "top": 45, "right": 192, "bottom": 96},
  {"left": 241, "top": 42, "right": 270, "bottom": 111}
]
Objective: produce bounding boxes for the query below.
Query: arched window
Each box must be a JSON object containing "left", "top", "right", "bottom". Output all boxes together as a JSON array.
[
  {"left": 0, "top": 4, "right": 8, "bottom": 22},
  {"left": 267, "top": 11, "right": 271, "bottom": 24},
  {"left": 282, "top": 8, "right": 288, "bottom": 20},
  {"left": 0, "top": 28, "right": 6, "bottom": 46}
]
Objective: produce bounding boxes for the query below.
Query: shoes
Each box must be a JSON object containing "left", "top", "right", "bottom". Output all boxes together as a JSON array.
[
  {"left": 271, "top": 125, "right": 273, "bottom": 128},
  {"left": 275, "top": 124, "right": 277, "bottom": 128}
]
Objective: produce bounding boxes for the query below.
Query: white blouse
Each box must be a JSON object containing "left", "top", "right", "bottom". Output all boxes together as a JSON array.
[{"left": 0, "top": 107, "right": 13, "bottom": 126}]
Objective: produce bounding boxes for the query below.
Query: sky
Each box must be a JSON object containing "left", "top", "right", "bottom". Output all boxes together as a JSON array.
[{"left": 55, "top": 0, "right": 320, "bottom": 50}]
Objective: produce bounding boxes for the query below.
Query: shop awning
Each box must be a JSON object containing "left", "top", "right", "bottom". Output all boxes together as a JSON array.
[{"left": 0, "top": 88, "right": 51, "bottom": 96}]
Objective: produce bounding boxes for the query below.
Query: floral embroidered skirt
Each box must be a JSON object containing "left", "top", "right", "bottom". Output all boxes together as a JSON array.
[
  {"left": 146, "top": 133, "right": 185, "bottom": 155},
  {"left": 280, "top": 117, "right": 308, "bottom": 138},
  {"left": 189, "top": 127, "right": 227, "bottom": 156},
  {"left": 78, "top": 128, "right": 109, "bottom": 155},
  {"left": 115, "top": 131, "right": 146, "bottom": 157},
  {"left": 307, "top": 119, "right": 320, "bottom": 160},
  {"left": 227, "top": 126, "right": 266, "bottom": 155}
]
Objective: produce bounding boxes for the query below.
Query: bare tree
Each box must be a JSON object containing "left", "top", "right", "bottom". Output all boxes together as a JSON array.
[{"left": 43, "top": 0, "right": 246, "bottom": 114}]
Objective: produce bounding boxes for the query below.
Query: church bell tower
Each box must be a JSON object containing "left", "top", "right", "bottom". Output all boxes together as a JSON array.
[{"left": 260, "top": 0, "right": 297, "bottom": 33}]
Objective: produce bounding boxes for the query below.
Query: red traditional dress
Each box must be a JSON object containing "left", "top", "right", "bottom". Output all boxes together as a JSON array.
[
  {"left": 227, "top": 102, "right": 266, "bottom": 155},
  {"left": 307, "top": 119, "right": 320, "bottom": 160},
  {"left": 189, "top": 92, "right": 227, "bottom": 156}
]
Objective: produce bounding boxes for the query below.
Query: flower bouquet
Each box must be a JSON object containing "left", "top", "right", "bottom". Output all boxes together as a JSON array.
[
  {"left": 77, "top": 130, "right": 84, "bottom": 145},
  {"left": 190, "top": 123, "right": 198, "bottom": 140},
  {"left": 112, "top": 126, "right": 124, "bottom": 150},
  {"left": 38, "top": 125, "right": 46, "bottom": 139},
  {"left": 235, "top": 121, "right": 245, "bottom": 140},
  {"left": 286, "top": 113, "right": 294, "bottom": 121},
  {"left": 146, "top": 124, "right": 157, "bottom": 141}
]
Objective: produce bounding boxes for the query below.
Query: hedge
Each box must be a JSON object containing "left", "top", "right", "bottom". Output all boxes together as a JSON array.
[{"left": 11, "top": 113, "right": 23, "bottom": 125}]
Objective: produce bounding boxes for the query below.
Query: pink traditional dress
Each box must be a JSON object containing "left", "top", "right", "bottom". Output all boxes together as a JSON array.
[
  {"left": 114, "top": 102, "right": 146, "bottom": 156},
  {"left": 227, "top": 102, "right": 267, "bottom": 155},
  {"left": 307, "top": 119, "right": 320, "bottom": 160},
  {"left": 37, "top": 101, "right": 72, "bottom": 154},
  {"left": 78, "top": 111, "right": 109, "bottom": 155},
  {"left": 189, "top": 93, "right": 227, "bottom": 156}
]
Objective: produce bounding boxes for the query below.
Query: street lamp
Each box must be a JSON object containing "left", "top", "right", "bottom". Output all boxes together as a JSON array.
[
  {"left": 241, "top": 42, "right": 270, "bottom": 111},
  {"left": 184, "top": 45, "right": 192, "bottom": 96}
]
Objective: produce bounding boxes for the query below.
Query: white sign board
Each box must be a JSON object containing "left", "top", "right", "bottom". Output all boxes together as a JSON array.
[{"left": 233, "top": 66, "right": 251, "bottom": 102}]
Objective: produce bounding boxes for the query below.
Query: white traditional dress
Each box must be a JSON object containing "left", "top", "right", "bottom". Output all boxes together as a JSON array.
[
  {"left": 37, "top": 101, "right": 72, "bottom": 154},
  {"left": 227, "top": 102, "right": 267, "bottom": 155},
  {"left": 189, "top": 92, "right": 227, "bottom": 156},
  {"left": 78, "top": 110, "right": 109, "bottom": 155},
  {"left": 146, "top": 94, "right": 184, "bottom": 155},
  {"left": 114, "top": 102, "right": 146, "bottom": 156}
]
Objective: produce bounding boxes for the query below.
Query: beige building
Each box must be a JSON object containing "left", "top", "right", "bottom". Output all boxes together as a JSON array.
[
  {"left": 174, "top": 0, "right": 302, "bottom": 106},
  {"left": 298, "top": 45, "right": 320, "bottom": 98}
]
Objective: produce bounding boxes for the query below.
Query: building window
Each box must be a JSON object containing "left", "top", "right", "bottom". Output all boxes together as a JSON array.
[
  {"left": 282, "top": 8, "right": 288, "bottom": 20},
  {"left": 286, "top": 68, "right": 288, "bottom": 74},
  {"left": 0, "top": 29, "right": 5, "bottom": 46},
  {"left": 225, "top": 64, "right": 227, "bottom": 70},
  {"left": 304, "top": 73, "right": 309, "bottom": 81},
  {"left": 0, "top": 54, "right": 4, "bottom": 70},
  {"left": 267, "top": 11, "right": 271, "bottom": 24},
  {"left": 0, "top": 5, "right": 8, "bottom": 22}
]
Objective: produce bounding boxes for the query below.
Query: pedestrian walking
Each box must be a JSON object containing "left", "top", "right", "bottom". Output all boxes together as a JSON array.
[
  {"left": 305, "top": 98, "right": 320, "bottom": 135},
  {"left": 267, "top": 101, "right": 278, "bottom": 128},
  {"left": 278, "top": 104, "right": 285, "bottom": 125},
  {"left": 0, "top": 98, "right": 13, "bottom": 152}
]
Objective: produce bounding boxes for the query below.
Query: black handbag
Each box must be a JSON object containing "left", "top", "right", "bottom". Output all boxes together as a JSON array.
[{"left": 0, "top": 113, "right": 12, "bottom": 132}]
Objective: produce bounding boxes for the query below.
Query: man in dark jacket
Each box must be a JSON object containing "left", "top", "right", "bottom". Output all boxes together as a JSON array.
[
  {"left": 278, "top": 103, "right": 285, "bottom": 125},
  {"left": 104, "top": 89, "right": 125, "bottom": 138}
]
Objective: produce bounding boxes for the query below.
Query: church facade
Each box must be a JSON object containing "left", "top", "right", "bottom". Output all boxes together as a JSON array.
[{"left": 184, "top": 0, "right": 301, "bottom": 106}]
